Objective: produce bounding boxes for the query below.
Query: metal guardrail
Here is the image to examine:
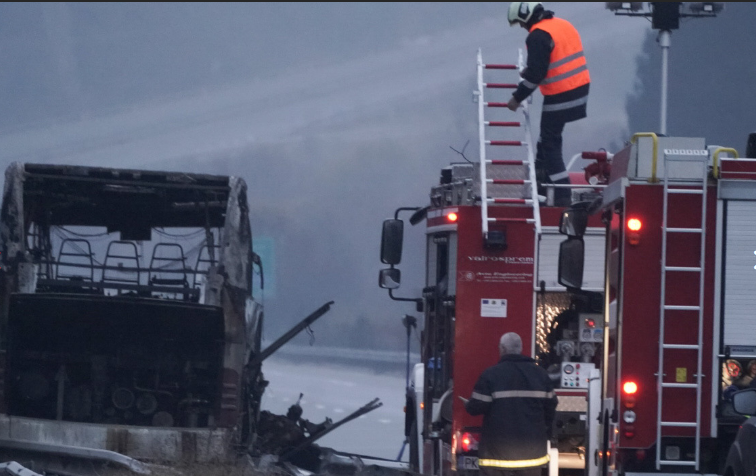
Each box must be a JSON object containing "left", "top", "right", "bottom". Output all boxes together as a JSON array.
[
  {"left": 631, "top": 132, "right": 659, "bottom": 182},
  {"left": 0, "top": 461, "right": 43, "bottom": 476},
  {"left": 269, "top": 345, "right": 421, "bottom": 366},
  {"left": 0, "top": 439, "right": 150, "bottom": 474},
  {"left": 712, "top": 147, "right": 740, "bottom": 178}
]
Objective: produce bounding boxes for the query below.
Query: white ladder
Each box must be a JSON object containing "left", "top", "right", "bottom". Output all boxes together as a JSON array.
[
  {"left": 655, "top": 151, "right": 708, "bottom": 470},
  {"left": 476, "top": 48, "right": 541, "bottom": 243}
]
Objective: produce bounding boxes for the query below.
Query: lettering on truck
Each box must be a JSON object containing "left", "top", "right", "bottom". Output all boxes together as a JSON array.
[{"left": 467, "top": 256, "right": 534, "bottom": 264}]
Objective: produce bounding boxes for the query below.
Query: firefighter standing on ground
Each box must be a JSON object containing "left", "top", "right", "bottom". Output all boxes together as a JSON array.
[
  {"left": 506, "top": 2, "right": 590, "bottom": 206},
  {"left": 465, "top": 332, "right": 557, "bottom": 476}
]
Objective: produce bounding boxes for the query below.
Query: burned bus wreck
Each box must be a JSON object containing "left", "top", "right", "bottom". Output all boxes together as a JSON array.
[{"left": 0, "top": 163, "right": 265, "bottom": 464}]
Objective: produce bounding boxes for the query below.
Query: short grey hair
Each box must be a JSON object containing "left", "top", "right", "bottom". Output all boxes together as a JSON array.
[{"left": 499, "top": 332, "right": 523, "bottom": 356}]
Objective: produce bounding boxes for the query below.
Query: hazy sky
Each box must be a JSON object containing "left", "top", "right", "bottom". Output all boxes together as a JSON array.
[
  {"left": 626, "top": 2, "right": 756, "bottom": 153},
  {"left": 0, "top": 3, "right": 687, "bottom": 349}
]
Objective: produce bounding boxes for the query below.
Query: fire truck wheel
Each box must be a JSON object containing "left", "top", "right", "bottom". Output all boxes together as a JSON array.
[
  {"left": 409, "top": 421, "right": 419, "bottom": 471},
  {"left": 601, "top": 409, "right": 610, "bottom": 476}
]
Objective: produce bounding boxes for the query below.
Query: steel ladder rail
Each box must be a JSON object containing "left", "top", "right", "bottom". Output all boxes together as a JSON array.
[
  {"left": 655, "top": 151, "right": 708, "bottom": 470},
  {"left": 476, "top": 48, "right": 541, "bottom": 241}
]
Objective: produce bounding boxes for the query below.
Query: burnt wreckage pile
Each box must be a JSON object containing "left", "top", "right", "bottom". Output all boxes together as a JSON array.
[
  {"left": 0, "top": 163, "right": 384, "bottom": 475},
  {"left": 0, "top": 164, "right": 255, "bottom": 434}
]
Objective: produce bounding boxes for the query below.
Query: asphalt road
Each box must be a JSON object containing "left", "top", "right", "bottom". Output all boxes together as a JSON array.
[{"left": 260, "top": 356, "right": 409, "bottom": 462}]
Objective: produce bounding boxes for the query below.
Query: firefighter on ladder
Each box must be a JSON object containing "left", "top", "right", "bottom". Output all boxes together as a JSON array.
[
  {"left": 465, "top": 332, "right": 557, "bottom": 476},
  {"left": 506, "top": 2, "right": 590, "bottom": 206}
]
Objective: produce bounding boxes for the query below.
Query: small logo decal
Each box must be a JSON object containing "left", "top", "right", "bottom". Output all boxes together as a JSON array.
[{"left": 461, "top": 271, "right": 476, "bottom": 282}]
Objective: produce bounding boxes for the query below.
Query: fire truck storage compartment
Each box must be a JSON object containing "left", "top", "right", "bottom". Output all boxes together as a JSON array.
[
  {"left": 5, "top": 293, "right": 225, "bottom": 428},
  {"left": 721, "top": 200, "right": 756, "bottom": 347},
  {"left": 630, "top": 136, "right": 705, "bottom": 180}
]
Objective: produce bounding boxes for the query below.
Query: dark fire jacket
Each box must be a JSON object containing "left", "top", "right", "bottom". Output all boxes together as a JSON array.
[{"left": 465, "top": 354, "right": 557, "bottom": 469}]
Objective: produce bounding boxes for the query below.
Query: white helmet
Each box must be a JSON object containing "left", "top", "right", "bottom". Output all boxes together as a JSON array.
[{"left": 508, "top": 2, "right": 543, "bottom": 26}]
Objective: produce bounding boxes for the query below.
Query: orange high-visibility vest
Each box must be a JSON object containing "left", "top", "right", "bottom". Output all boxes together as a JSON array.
[{"left": 529, "top": 17, "right": 590, "bottom": 96}]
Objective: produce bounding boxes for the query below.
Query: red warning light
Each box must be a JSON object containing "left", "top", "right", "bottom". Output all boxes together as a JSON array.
[
  {"left": 627, "top": 218, "right": 642, "bottom": 245},
  {"left": 460, "top": 432, "right": 479, "bottom": 452},
  {"left": 447, "top": 212, "right": 458, "bottom": 222},
  {"left": 623, "top": 381, "right": 638, "bottom": 395}
]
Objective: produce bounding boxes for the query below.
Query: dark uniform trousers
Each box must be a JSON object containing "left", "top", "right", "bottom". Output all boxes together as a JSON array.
[
  {"left": 536, "top": 114, "right": 567, "bottom": 200},
  {"left": 481, "top": 466, "right": 542, "bottom": 476}
]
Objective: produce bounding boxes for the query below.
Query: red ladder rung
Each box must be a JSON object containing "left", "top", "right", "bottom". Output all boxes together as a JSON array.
[
  {"left": 490, "top": 179, "right": 530, "bottom": 185},
  {"left": 486, "top": 121, "right": 521, "bottom": 127},
  {"left": 489, "top": 198, "right": 531, "bottom": 204},
  {"left": 484, "top": 83, "right": 518, "bottom": 89},
  {"left": 488, "top": 217, "right": 535, "bottom": 223},
  {"left": 489, "top": 160, "right": 526, "bottom": 166},
  {"left": 487, "top": 140, "right": 524, "bottom": 146},
  {"left": 484, "top": 64, "right": 518, "bottom": 70}
]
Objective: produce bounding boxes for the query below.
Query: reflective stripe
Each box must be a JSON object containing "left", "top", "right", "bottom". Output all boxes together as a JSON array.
[
  {"left": 541, "top": 64, "right": 588, "bottom": 85},
  {"left": 479, "top": 454, "right": 550, "bottom": 469},
  {"left": 471, "top": 392, "right": 493, "bottom": 402},
  {"left": 491, "top": 390, "right": 555, "bottom": 399},
  {"left": 542, "top": 95, "right": 588, "bottom": 112},
  {"left": 549, "top": 171, "right": 570, "bottom": 181},
  {"left": 520, "top": 78, "right": 538, "bottom": 89},
  {"left": 548, "top": 50, "right": 584, "bottom": 71}
]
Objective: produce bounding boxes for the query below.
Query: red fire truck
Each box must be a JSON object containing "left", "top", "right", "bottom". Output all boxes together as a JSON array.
[
  {"left": 378, "top": 51, "right": 609, "bottom": 476},
  {"left": 557, "top": 132, "right": 756, "bottom": 476}
]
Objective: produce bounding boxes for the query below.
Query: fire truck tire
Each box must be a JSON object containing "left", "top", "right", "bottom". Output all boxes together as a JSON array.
[
  {"left": 601, "top": 409, "right": 610, "bottom": 476},
  {"left": 409, "top": 421, "right": 419, "bottom": 471}
]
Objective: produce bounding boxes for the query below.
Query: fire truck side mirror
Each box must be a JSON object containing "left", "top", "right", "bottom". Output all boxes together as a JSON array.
[
  {"left": 379, "top": 268, "right": 401, "bottom": 290},
  {"left": 732, "top": 388, "right": 756, "bottom": 416},
  {"left": 558, "top": 238, "right": 585, "bottom": 289},
  {"left": 559, "top": 207, "right": 589, "bottom": 237},
  {"left": 381, "top": 219, "right": 404, "bottom": 265}
]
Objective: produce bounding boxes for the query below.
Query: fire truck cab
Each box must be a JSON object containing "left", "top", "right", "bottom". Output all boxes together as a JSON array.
[{"left": 557, "top": 132, "right": 756, "bottom": 476}]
